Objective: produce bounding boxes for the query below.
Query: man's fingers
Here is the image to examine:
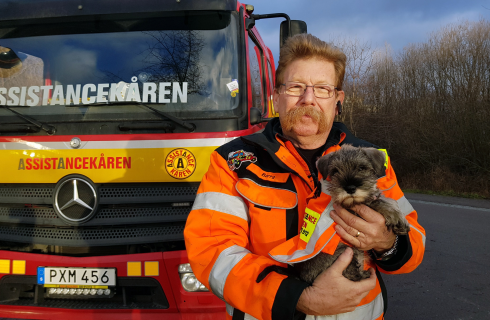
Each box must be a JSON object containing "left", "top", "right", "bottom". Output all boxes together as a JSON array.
[
  {"left": 330, "top": 209, "right": 355, "bottom": 235},
  {"left": 331, "top": 209, "right": 366, "bottom": 249},
  {"left": 352, "top": 205, "right": 384, "bottom": 224},
  {"left": 329, "top": 247, "right": 354, "bottom": 272},
  {"left": 357, "top": 268, "right": 377, "bottom": 292},
  {"left": 332, "top": 204, "right": 369, "bottom": 231},
  {"left": 334, "top": 224, "right": 358, "bottom": 247}
]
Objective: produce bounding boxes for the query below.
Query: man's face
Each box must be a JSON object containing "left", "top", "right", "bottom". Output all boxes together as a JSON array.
[{"left": 273, "top": 58, "right": 344, "bottom": 140}]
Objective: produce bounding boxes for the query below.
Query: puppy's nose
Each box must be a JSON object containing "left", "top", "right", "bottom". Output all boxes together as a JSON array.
[{"left": 345, "top": 185, "right": 357, "bottom": 194}]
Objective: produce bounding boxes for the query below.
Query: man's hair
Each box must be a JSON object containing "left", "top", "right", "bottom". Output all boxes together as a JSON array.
[{"left": 275, "top": 34, "right": 347, "bottom": 90}]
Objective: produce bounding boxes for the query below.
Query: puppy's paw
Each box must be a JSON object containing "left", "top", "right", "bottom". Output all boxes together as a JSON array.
[
  {"left": 342, "top": 268, "right": 371, "bottom": 281},
  {"left": 390, "top": 220, "right": 410, "bottom": 235}
]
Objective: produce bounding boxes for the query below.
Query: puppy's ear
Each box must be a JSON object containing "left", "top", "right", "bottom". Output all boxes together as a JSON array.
[
  {"left": 362, "top": 148, "right": 387, "bottom": 177},
  {"left": 340, "top": 144, "right": 355, "bottom": 150},
  {"left": 316, "top": 153, "right": 334, "bottom": 179}
]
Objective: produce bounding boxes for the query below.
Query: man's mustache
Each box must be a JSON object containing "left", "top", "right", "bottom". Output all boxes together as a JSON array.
[{"left": 282, "top": 106, "right": 328, "bottom": 133}]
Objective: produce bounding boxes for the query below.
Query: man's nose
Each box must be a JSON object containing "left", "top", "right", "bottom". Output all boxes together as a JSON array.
[{"left": 301, "top": 86, "right": 316, "bottom": 104}]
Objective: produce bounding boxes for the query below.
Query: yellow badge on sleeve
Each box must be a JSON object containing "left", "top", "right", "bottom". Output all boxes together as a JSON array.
[{"left": 300, "top": 208, "right": 321, "bottom": 243}]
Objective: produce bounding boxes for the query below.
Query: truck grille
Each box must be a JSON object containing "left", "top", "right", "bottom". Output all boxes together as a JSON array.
[
  {"left": 0, "top": 223, "right": 185, "bottom": 246},
  {"left": 0, "top": 183, "right": 199, "bottom": 247},
  {"left": 0, "top": 187, "right": 54, "bottom": 198},
  {"left": 100, "top": 185, "right": 198, "bottom": 199},
  {"left": 0, "top": 186, "right": 53, "bottom": 204}
]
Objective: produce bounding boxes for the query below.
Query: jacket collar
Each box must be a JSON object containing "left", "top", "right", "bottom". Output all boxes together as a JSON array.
[
  {"left": 242, "top": 117, "right": 344, "bottom": 155},
  {"left": 240, "top": 117, "right": 283, "bottom": 154},
  {"left": 241, "top": 118, "right": 345, "bottom": 191}
]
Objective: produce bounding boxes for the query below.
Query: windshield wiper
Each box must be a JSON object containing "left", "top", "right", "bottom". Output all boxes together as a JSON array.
[
  {"left": 85, "top": 101, "right": 196, "bottom": 132},
  {"left": 119, "top": 121, "right": 175, "bottom": 132},
  {"left": 0, "top": 124, "right": 40, "bottom": 133},
  {"left": 1, "top": 106, "right": 56, "bottom": 135}
]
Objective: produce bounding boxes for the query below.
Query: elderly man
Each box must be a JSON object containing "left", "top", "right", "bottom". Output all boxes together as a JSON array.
[{"left": 184, "top": 34, "right": 425, "bottom": 320}]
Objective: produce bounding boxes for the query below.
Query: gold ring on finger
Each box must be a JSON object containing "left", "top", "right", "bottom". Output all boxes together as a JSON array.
[{"left": 355, "top": 231, "right": 361, "bottom": 238}]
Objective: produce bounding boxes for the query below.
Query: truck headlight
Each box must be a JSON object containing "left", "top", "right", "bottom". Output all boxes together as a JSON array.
[{"left": 178, "top": 263, "right": 209, "bottom": 292}]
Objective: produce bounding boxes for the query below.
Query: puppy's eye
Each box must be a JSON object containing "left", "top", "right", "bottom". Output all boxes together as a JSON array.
[{"left": 358, "top": 166, "right": 367, "bottom": 172}]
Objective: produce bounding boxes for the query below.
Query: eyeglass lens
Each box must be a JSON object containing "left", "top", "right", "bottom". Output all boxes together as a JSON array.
[{"left": 283, "top": 82, "right": 335, "bottom": 98}]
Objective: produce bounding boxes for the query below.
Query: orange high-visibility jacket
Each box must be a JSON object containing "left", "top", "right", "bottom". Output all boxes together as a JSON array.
[{"left": 184, "top": 119, "right": 426, "bottom": 320}]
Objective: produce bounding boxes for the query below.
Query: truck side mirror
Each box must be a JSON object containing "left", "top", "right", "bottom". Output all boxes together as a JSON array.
[
  {"left": 280, "top": 20, "right": 307, "bottom": 47},
  {"left": 250, "top": 107, "right": 270, "bottom": 125}
]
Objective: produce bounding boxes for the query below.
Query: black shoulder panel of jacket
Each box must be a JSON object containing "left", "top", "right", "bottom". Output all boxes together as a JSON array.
[
  {"left": 333, "top": 122, "right": 379, "bottom": 148},
  {"left": 241, "top": 118, "right": 283, "bottom": 154},
  {"left": 214, "top": 136, "right": 263, "bottom": 175},
  {"left": 216, "top": 118, "right": 282, "bottom": 159},
  {"left": 215, "top": 135, "right": 255, "bottom": 160},
  {"left": 215, "top": 119, "right": 292, "bottom": 176}
]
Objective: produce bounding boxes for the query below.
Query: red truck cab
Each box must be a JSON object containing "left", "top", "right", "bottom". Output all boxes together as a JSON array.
[{"left": 0, "top": 1, "right": 305, "bottom": 318}]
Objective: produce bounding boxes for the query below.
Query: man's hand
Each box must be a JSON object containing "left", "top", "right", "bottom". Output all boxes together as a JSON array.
[
  {"left": 330, "top": 203, "right": 396, "bottom": 253},
  {"left": 296, "top": 248, "right": 376, "bottom": 315}
]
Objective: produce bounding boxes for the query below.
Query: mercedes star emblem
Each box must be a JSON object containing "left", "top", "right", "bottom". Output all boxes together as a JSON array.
[
  {"left": 53, "top": 175, "right": 98, "bottom": 225},
  {"left": 59, "top": 180, "right": 93, "bottom": 211}
]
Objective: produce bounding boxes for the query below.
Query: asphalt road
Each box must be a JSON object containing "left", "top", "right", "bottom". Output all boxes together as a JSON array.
[{"left": 382, "top": 194, "right": 490, "bottom": 320}]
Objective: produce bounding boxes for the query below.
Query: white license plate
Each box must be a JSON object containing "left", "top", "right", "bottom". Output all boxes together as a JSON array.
[{"left": 37, "top": 267, "right": 116, "bottom": 287}]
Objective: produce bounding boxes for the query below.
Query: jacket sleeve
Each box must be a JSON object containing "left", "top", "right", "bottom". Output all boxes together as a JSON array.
[
  {"left": 374, "top": 156, "right": 426, "bottom": 273},
  {"left": 184, "top": 150, "right": 309, "bottom": 320}
]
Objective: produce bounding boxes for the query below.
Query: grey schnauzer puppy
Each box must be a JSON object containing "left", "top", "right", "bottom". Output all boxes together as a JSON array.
[{"left": 257, "top": 145, "right": 410, "bottom": 285}]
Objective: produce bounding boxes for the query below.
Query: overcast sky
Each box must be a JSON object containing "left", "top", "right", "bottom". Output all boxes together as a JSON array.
[{"left": 250, "top": 0, "right": 490, "bottom": 64}]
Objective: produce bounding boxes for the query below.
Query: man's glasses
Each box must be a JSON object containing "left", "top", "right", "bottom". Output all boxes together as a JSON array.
[{"left": 279, "top": 81, "right": 338, "bottom": 99}]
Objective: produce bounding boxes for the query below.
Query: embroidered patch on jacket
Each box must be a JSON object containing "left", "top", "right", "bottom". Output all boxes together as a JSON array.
[{"left": 227, "top": 150, "right": 257, "bottom": 171}]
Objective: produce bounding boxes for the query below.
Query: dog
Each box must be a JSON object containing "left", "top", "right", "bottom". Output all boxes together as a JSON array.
[{"left": 257, "top": 145, "right": 410, "bottom": 284}]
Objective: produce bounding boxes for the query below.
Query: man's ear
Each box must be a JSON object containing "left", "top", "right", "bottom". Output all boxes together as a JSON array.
[
  {"left": 273, "top": 88, "right": 280, "bottom": 112},
  {"left": 362, "top": 148, "right": 386, "bottom": 177},
  {"left": 337, "top": 90, "right": 345, "bottom": 104}
]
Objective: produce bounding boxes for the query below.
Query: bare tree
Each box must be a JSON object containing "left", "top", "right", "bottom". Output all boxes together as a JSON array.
[
  {"left": 331, "top": 37, "right": 375, "bottom": 133},
  {"left": 333, "top": 19, "right": 490, "bottom": 197},
  {"left": 140, "top": 30, "right": 206, "bottom": 94}
]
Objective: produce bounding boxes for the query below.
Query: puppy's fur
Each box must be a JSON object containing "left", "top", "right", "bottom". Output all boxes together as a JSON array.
[{"left": 257, "top": 145, "right": 410, "bottom": 284}]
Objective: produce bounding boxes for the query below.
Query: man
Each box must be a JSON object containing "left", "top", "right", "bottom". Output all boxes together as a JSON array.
[{"left": 184, "top": 34, "right": 425, "bottom": 320}]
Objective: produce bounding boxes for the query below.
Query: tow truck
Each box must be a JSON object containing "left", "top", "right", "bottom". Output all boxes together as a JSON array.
[{"left": 0, "top": 0, "right": 306, "bottom": 318}]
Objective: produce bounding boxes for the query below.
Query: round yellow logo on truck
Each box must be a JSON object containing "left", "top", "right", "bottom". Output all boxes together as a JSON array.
[{"left": 165, "top": 148, "right": 196, "bottom": 179}]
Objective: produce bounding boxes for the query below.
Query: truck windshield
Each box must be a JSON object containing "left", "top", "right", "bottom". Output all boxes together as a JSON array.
[{"left": 0, "top": 11, "right": 239, "bottom": 125}]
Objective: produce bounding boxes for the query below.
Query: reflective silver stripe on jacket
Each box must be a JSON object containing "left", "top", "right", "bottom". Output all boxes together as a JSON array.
[
  {"left": 409, "top": 223, "right": 426, "bottom": 246},
  {"left": 209, "top": 244, "right": 250, "bottom": 301},
  {"left": 226, "top": 303, "right": 234, "bottom": 317},
  {"left": 305, "top": 292, "right": 383, "bottom": 320},
  {"left": 395, "top": 196, "right": 426, "bottom": 246},
  {"left": 397, "top": 196, "right": 415, "bottom": 216},
  {"left": 270, "top": 200, "right": 336, "bottom": 264},
  {"left": 379, "top": 180, "right": 397, "bottom": 191},
  {"left": 226, "top": 304, "right": 259, "bottom": 320},
  {"left": 192, "top": 192, "right": 249, "bottom": 222}
]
